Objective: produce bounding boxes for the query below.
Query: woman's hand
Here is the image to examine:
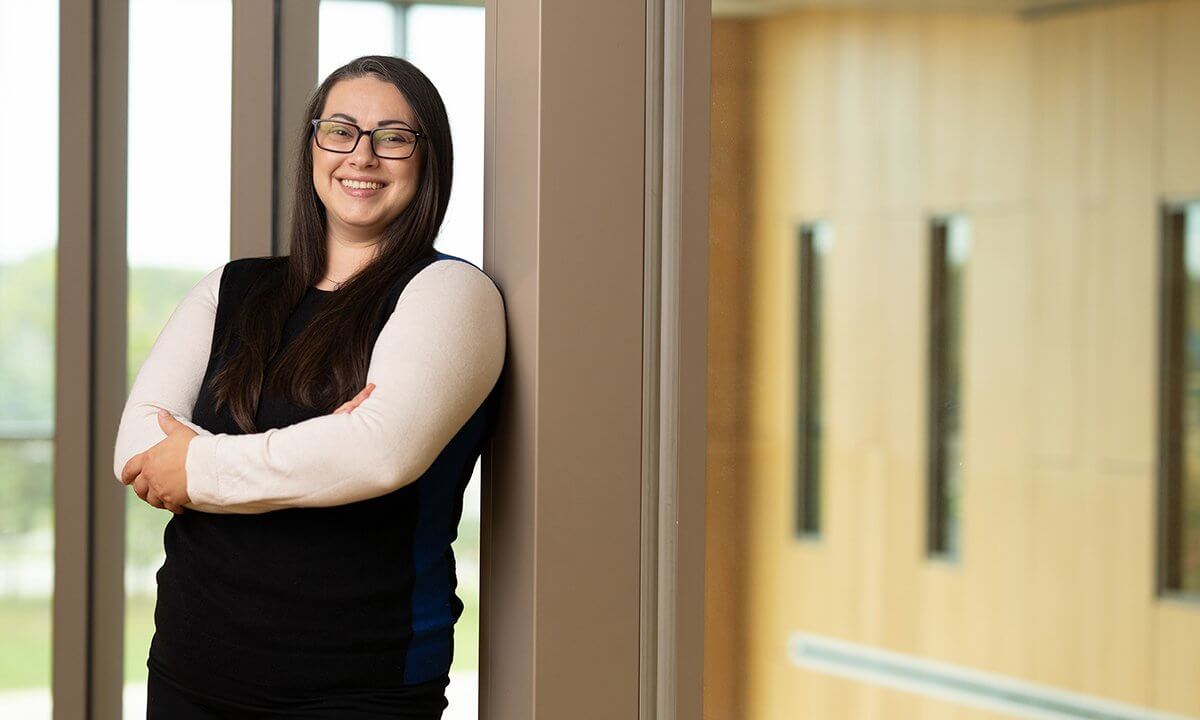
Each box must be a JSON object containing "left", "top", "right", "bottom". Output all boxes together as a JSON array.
[
  {"left": 120, "top": 410, "right": 196, "bottom": 514},
  {"left": 333, "top": 383, "right": 375, "bottom": 414},
  {"left": 120, "top": 386, "right": 373, "bottom": 514}
]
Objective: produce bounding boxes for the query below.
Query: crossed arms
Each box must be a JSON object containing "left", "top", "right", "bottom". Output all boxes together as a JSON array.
[{"left": 112, "top": 259, "right": 507, "bottom": 514}]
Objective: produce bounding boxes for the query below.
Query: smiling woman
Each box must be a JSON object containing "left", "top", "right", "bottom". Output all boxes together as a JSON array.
[
  {"left": 310, "top": 75, "right": 428, "bottom": 259},
  {"left": 112, "top": 55, "right": 502, "bottom": 720},
  {"left": 196, "top": 57, "right": 456, "bottom": 431}
]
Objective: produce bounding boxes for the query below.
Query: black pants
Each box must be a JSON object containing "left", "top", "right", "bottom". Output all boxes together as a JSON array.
[{"left": 147, "top": 663, "right": 450, "bottom": 719}]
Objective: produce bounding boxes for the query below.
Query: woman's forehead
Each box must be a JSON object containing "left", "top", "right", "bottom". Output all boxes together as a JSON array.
[{"left": 324, "top": 77, "right": 414, "bottom": 125}]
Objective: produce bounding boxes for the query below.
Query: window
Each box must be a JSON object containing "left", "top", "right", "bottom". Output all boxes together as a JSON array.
[
  {"left": 0, "top": 0, "right": 58, "bottom": 715},
  {"left": 318, "top": 0, "right": 400, "bottom": 80},
  {"left": 1159, "top": 200, "right": 1200, "bottom": 596},
  {"left": 795, "top": 221, "right": 831, "bottom": 537},
  {"left": 123, "top": 1, "right": 232, "bottom": 715},
  {"left": 928, "top": 214, "right": 969, "bottom": 558}
]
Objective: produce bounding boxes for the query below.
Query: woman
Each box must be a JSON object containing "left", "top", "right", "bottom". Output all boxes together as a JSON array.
[{"left": 112, "top": 55, "right": 506, "bottom": 718}]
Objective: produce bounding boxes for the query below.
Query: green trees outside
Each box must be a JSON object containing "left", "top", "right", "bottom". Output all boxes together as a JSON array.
[{"left": 0, "top": 249, "right": 205, "bottom": 561}]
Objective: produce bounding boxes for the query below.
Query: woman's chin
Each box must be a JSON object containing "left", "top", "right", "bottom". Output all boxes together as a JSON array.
[{"left": 332, "top": 211, "right": 386, "bottom": 229}]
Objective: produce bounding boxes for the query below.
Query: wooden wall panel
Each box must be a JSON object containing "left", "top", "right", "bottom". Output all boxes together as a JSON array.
[
  {"left": 795, "top": 12, "right": 836, "bottom": 218},
  {"left": 878, "top": 212, "right": 926, "bottom": 658},
  {"left": 830, "top": 11, "right": 881, "bottom": 213},
  {"left": 1162, "top": 0, "right": 1200, "bottom": 197},
  {"left": 956, "top": 210, "right": 1033, "bottom": 679},
  {"left": 1155, "top": 601, "right": 1200, "bottom": 711},
  {"left": 919, "top": 13, "right": 969, "bottom": 213},
  {"left": 877, "top": 14, "right": 923, "bottom": 213},
  {"left": 962, "top": 18, "right": 1030, "bottom": 212},
  {"left": 1029, "top": 13, "right": 1085, "bottom": 468},
  {"left": 706, "top": 2, "right": 1200, "bottom": 719},
  {"left": 1091, "top": 1, "right": 1160, "bottom": 471}
]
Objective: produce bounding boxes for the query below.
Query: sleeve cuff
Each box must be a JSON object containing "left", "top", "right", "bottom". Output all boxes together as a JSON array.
[
  {"left": 178, "top": 417, "right": 214, "bottom": 437},
  {"left": 185, "top": 434, "right": 224, "bottom": 506}
]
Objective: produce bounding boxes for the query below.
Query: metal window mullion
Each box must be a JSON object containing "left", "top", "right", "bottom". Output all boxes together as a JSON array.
[
  {"left": 395, "top": 2, "right": 408, "bottom": 58},
  {"left": 55, "top": 0, "right": 131, "bottom": 718},
  {"left": 232, "top": 1, "right": 278, "bottom": 259},
  {"left": 275, "top": 0, "right": 319, "bottom": 255}
]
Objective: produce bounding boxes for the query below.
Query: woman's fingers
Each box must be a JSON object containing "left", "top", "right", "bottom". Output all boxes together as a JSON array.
[
  {"left": 332, "top": 383, "right": 376, "bottom": 415},
  {"left": 145, "top": 488, "right": 166, "bottom": 510},
  {"left": 132, "top": 474, "right": 150, "bottom": 502},
  {"left": 350, "top": 383, "right": 375, "bottom": 408},
  {"left": 128, "top": 472, "right": 177, "bottom": 512},
  {"left": 121, "top": 453, "right": 144, "bottom": 485}
]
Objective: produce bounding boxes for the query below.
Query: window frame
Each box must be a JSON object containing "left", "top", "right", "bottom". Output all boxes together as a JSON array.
[
  {"left": 1157, "top": 198, "right": 1200, "bottom": 601},
  {"left": 926, "top": 213, "right": 968, "bottom": 561},
  {"left": 795, "top": 220, "right": 829, "bottom": 539}
]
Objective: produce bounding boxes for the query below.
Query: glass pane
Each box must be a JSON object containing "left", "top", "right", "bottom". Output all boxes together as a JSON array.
[
  {"left": 796, "top": 222, "right": 830, "bottom": 537},
  {"left": 122, "top": 1, "right": 231, "bottom": 717},
  {"left": 0, "top": 0, "right": 59, "bottom": 716},
  {"left": 318, "top": 4, "right": 485, "bottom": 717},
  {"left": 318, "top": 0, "right": 397, "bottom": 82},
  {"left": 706, "top": 2, "right": 1196, "bottom": 717},
  {"left": 930, "top": 215, "right": 969, "bottom": 558}
]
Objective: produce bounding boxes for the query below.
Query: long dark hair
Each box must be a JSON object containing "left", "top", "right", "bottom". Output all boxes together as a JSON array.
[{"left": 209, "top": 55, "right": 453, "bottom": 433}]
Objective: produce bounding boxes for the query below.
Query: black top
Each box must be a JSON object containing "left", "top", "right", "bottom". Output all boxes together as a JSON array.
[{"left": 146, "top": 251, "right": 502, "bottom": 706}]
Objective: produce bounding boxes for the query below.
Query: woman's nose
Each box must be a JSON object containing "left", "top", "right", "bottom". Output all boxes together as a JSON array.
[{"left": 349, "top": 132, "right": 378, "bottom": 165}]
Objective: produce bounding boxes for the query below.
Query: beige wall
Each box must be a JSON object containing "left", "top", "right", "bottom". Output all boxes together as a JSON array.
[{"left": 706, "top": 2, "right": 1200, "bottom": 718}]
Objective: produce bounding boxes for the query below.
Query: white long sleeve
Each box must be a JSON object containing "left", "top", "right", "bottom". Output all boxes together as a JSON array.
[
  {"left": 180, "top": 258, "right": 507, "bottom": 514},
  {"left": 112, "top": 265, "right": 221, "bottom": 505}
]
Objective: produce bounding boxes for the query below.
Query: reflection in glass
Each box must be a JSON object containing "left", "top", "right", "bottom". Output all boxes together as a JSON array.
[
  {"left": 123, "top": 1, "right": 231, "bottom": 717},
  {"left": 0, "top": 0, "right": 59, "bottom": 716}
]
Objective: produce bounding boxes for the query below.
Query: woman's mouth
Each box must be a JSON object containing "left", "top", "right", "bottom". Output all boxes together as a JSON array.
[{"left": 338, "top": 178, "right": 387, "bottom": 197}]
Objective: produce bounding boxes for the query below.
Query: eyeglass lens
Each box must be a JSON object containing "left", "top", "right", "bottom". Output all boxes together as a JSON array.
[{"left": 314, "top": 120, "right": 417, "bottom": 159}]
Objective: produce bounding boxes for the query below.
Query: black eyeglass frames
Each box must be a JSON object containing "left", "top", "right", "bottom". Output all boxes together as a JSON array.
[{"left": 310, "top": 118, "right": 424, "bottom": 160}]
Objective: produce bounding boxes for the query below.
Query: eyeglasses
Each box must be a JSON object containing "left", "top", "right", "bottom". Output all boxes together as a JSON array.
[{"left": 310, "top": 119, "right": 424, "bottom": 160}]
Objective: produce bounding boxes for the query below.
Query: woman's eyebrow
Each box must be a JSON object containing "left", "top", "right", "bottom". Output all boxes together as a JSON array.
[{"left": 329, "top": 112, "right": 412, "bottom": 127}]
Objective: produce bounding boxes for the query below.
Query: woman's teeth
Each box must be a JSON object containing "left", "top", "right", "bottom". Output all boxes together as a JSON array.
[{"left": 341, "top": 179, "right": 384, "bottom": 189}]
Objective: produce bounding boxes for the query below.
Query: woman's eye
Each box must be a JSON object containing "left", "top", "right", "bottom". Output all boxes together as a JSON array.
[{"left": 376, "top": 132, "right": 415, "bottom": 144}]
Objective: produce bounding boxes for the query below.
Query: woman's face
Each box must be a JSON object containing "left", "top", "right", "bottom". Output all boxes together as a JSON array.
[{"left": 312, "top": 75, "right": 423, "bottom": 243}]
